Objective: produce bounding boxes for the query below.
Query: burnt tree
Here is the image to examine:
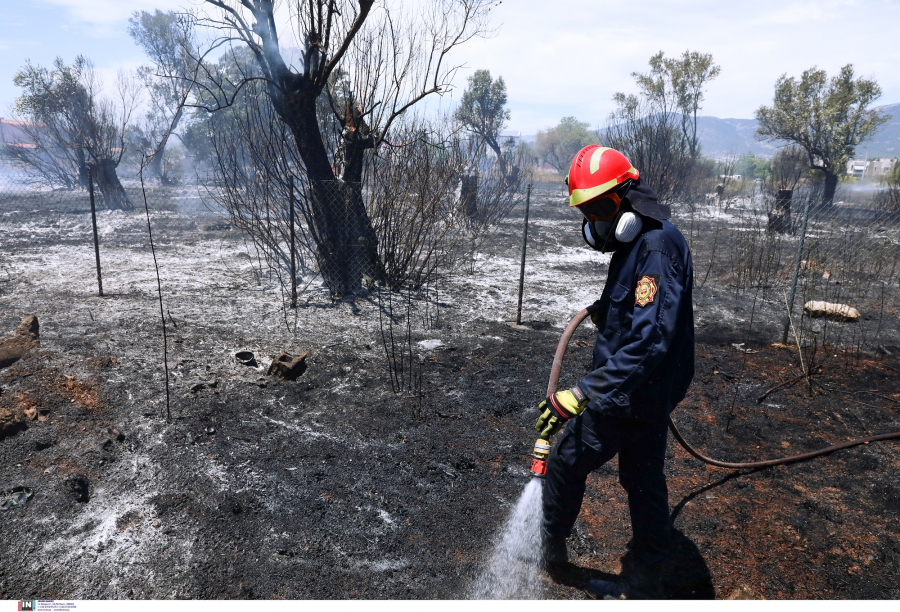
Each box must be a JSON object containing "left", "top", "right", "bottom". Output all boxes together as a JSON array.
[
  {"left": 766, "top": 146, "right": 807, "bottom": 234},
  {"left": 195, "top": 0, "right": 491, "bottom": 296},
  {"left": 11, "top": 56, "right": 138, "bottom": 208},
  {"left": 768, "top": 189, "right": 793, "bottom": 234}
]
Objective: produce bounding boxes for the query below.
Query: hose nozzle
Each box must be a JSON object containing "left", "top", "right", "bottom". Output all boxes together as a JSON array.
[{"left": 531, "top": 437, "right": 551, "bottom": 478}]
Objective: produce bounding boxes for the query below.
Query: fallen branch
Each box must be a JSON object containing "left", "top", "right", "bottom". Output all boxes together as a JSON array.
[
  {"left": 756, "top": 366, "right": 822, "bottom": 404},
  {"left": 818, "top": 384, "right": 898, "bottom": 409},
  {"left": 856, "top": 390, "right": 900, "bottom": 405}
]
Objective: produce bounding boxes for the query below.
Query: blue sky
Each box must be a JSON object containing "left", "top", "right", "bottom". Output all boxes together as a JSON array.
[{"left": 2, "top": 0, "right": 898, "bottom": 134}]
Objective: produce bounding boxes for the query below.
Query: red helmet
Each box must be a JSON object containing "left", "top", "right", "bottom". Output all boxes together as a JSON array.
[{"left": 567, "top": 146, "right": 639, "bottom": 208}]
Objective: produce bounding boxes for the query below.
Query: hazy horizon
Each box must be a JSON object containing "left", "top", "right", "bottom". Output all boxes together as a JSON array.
[{"left": 1, "top": 1, "right": 898, "bottom": 134}]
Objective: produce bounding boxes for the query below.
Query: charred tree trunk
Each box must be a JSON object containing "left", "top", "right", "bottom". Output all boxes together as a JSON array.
[
  {"left": 90, "top": 159, "right": 131, "bottom": 210},
  {"left": 148, "top": 106, "right": 184, "bottom": 185},
  {"left": 309, "top": 180, "right": 380, "bottom": 297},
  {"left": 822, "top": 170, "right": 839, "bottom": 208},
  {"left": 336, "top": 127, "right": 381, "bottom": 291},
  {"left": 76, "top": 146, "right": 89, "bottom": 189},
  {"left": 768, "top": 189, "right": 793, "bottom": 234},
  {"left": 506, "top": 163, "right": 520, "bottom": 186},
  {"left": 282, "top": 96, "right": 380, "bottom": 297},
  {"left": 485, "top": 137, "right": 508, "bottom": 184},
  {"left": 459, "top": 174, "right": 478, "bottom": 218},
  {"left": 147, "top": 149, "right": 166, "bottom": 183}
]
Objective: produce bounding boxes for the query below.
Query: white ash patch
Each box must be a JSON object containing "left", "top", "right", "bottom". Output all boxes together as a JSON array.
[
  {"left": 353, "top": 557, "right": 410, "bottom": 572},
  {"left": 36, "top": 473, "right": 193, "bottom": 598},
  {"left": 377, "top": 508, "right": 397, "bottom": 527},
  {"left": 446, "top": 244, "right": 610, "bottom": 328},
  {"left": 417, "top": 339, "right": 444, "bottom": 351}
]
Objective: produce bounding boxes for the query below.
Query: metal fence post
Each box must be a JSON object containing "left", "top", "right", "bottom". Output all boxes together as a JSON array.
[
  {"left": 782, "top": 195, "right": 811, "bottom": 343},
  {"left": 516, "top": 184, "right": 532, "bottom": 325},
  {"left": 88, "top": 168, "right": 103, "bottom": 297},
  {"left": 289, "top": 175, "right": 297, "bottom": 308}
]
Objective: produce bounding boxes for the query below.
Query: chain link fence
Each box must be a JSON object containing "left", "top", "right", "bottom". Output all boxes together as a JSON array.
[
  {"left": 678, "top": 182, "right": 900, "bottom": 360},
  {"left": 0, "top": 168, "right": 219, "bottom": 296},
  {"left": 3, "top": 165, "right": 898, "bottom": 355},
  {"left": 0, "top": 160, "right": 524, "bottom": 305}
]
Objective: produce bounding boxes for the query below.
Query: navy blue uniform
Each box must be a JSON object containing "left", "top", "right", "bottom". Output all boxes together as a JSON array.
[{"left": 543, "top": 219, "right": 694, "bottom": 569}]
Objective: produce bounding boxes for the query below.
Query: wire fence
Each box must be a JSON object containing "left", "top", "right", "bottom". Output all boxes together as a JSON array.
[
  {"left": 0, "top": 168, "right": 380, "bottom": 304},
  {"left": 679, "top": 182, "right": 900, "bottom": 362},
  {"left": 0, "top": 162, "right": 522, "bottom": 306},
  {"left": 2, "top": 166, "right": 899, "bottom": 359},
  {"left": 0, "top": 169, "right": 216, "bottom": 297}
]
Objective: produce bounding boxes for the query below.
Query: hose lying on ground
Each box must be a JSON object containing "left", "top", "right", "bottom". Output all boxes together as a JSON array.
[{"left": 546, "top": 308, "right": 900, "bottom": 470}]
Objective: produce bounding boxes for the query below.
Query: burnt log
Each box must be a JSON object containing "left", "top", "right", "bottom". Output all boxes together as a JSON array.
[{"left": 803, "top": 301, "right": 860, "bottom": 322}]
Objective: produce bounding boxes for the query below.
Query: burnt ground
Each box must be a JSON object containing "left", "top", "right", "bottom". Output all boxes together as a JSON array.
[{"left": 0, "top": 182, "right": 899, "bottom": 600}]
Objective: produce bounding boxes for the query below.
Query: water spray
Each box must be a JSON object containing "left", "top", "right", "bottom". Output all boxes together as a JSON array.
[{"left": 473, "top": 305, "right": 900, "bottom": 600}]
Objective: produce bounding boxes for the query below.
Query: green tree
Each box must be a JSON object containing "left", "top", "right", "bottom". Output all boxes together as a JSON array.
[
  {"left": 734, "top": 153, "right": 770, "bottom": 181},
  {"left": 454, "top": 69, "right": 510, "bottom": 174},
  {"left": 534, "top": 116, "right": 598, "bottom": 173},
  {"left": 633, "top": 50, "right": 720, "bottom": 158},
  {"left": 889, "top": 159, "right": 900, "bottom": 184},
  {"left": 175, "top": 46, "right": 263, "bottom": 169},
  {"left": 755, "top": 64, "right": 890, "bottom": 207},
  {"left": 873, "top": 159, "right": 900, "bottom": 211}
]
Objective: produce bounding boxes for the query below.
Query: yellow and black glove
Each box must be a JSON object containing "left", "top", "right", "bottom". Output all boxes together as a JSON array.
[{"left": 535, "top": 387, "right": 589, "bottom": 439}]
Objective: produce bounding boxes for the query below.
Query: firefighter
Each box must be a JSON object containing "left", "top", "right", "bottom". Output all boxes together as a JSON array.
[{"left": 536, "top": 145, "right": 695, "bottom": 600}]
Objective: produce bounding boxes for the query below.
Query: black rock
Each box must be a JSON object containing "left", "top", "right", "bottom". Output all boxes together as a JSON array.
[{"left": 67, "top": 475, "right": 90, "bottom": 503}]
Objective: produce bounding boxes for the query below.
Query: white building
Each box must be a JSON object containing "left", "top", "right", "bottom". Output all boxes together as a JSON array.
[
  {"left": 847, "top": 159, "right": 869, "bottom": 179},
  {"left": 846, "top": 157, "right": 897, "bottom": 179},
  {"left": 870, "top": 157, "right": 897, "bottom": 178}
]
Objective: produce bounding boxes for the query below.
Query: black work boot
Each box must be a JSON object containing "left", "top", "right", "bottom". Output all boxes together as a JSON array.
[
  {"left": 541, "top": 533, "right": 568, "bottom": 568},
  {"left": 585, "top": 564, "right": 664, "bottom": 600}
]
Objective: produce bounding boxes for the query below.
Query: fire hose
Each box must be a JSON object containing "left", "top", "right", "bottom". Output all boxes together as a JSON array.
[{"left": 531, "top": 307, "right": 900, "bottom": 475}]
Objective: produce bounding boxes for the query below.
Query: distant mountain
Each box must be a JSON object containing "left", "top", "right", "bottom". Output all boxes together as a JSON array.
[
  {"left": 526, "top": 102, "right": 900, "bottom": 161},
  {"left": 859, "top": 102, "right": 900, "bottom": 159},
  {"left": 694, "top": 116, "right": 784, "bottom": 158},
  {"left": 697, "top": 102, "right": 899, "bottom": 160}
]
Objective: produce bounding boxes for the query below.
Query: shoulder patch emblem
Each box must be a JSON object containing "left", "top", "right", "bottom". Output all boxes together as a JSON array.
[{"left": 635, "top": 274, "right": 660, "bottom": 307}]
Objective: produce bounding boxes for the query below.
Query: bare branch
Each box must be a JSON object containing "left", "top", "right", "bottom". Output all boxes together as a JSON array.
[{"left": 320, "top": 0, "right": 374, "bottom": 85}]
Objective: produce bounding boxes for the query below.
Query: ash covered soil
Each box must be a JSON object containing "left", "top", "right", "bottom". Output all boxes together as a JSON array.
[{"left": 1, "top": 183, "right": 899, "bottom": 599}]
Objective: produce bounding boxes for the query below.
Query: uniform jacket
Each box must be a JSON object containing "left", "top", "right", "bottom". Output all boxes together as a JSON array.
[{"left": 575, "top": 219, "right": 694, "bottom": 424}]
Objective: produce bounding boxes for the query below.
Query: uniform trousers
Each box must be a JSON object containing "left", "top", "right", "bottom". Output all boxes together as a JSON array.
[{"left": 542, "top": 408, "right": 671, "bottom": 569}]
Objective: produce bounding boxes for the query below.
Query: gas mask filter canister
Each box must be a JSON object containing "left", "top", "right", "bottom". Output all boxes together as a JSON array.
[{"left": 614, "top": 211, "right": 642, "bottom": 242}]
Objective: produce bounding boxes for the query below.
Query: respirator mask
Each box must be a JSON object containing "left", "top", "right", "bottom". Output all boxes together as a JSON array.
[
  {"left": 581, "top": 212, "right": 642, "bottom": 252},
  {"left": 577, "top": 181, "right": 642, "bottom": 252}
]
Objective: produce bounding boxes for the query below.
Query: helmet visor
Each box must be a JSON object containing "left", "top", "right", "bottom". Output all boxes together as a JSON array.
[{"left": 576, "top": 193, "right": 621, "bottom": 222}]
